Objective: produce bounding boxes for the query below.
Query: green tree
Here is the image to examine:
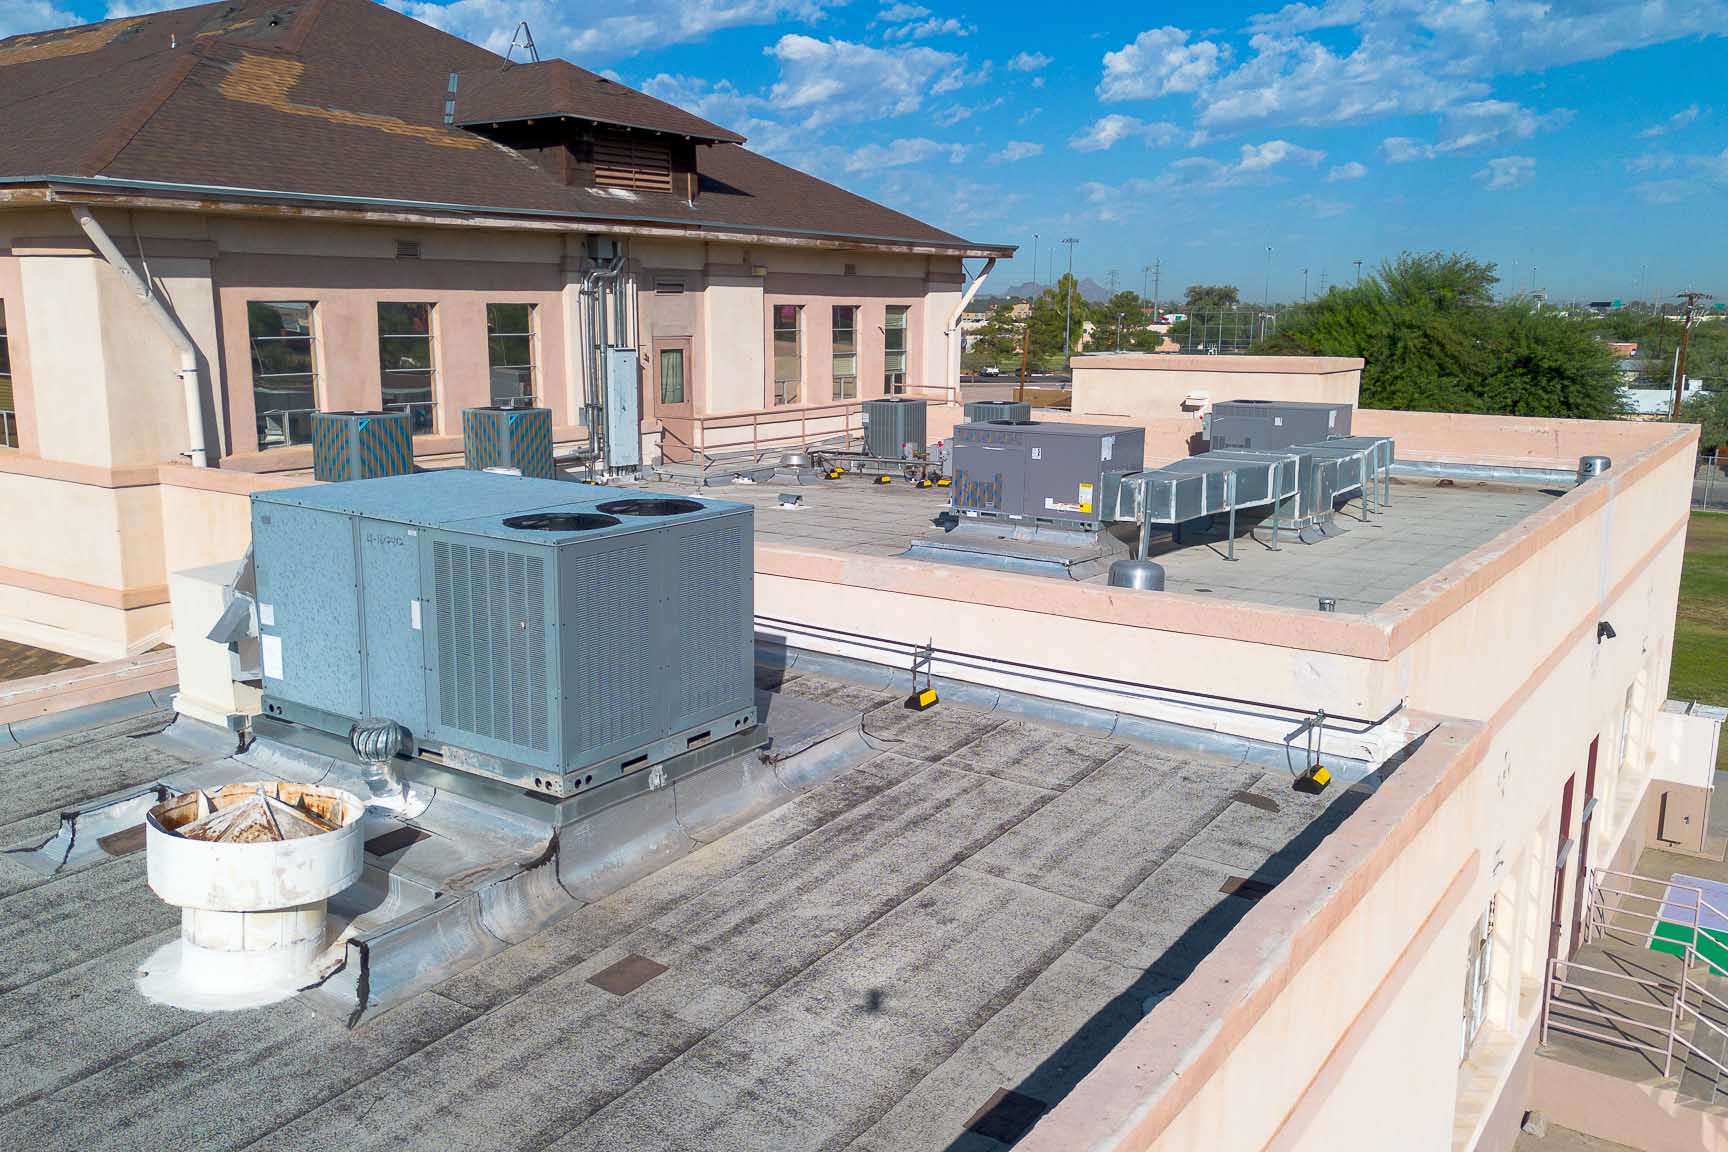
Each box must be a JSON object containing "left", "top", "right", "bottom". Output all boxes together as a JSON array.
[
  {"left": 1184, "top": 284, "right": 1240, "bottom": 310},
  {"left": 1679, "top": 390, "right": 1728, "bottom": 453},
  {"left": 1258, "top": 252, "right": 1622, "bottom": 418}
]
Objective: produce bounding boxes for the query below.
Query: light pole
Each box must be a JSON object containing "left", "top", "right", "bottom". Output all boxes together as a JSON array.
[
  {"left": 1264, "top": 246, "right": 1273, "bottom": 342},
  {"left": 1032, "top": 233, "right": 1040, "bottom": 288},
  {"left": 1116, "top": 313, "right": 1124, "bottom": 351},
  {"left": 1353, "top": 258, "right": 1363, "bottom": 286},
  {"left": 1061, "top": 237, "right": 1079, "bottom": 362},
  {"left": 1301, "top": 267, "right": 1309, "bottom": 302}
]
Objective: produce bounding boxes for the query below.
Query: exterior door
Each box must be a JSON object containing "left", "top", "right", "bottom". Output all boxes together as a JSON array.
[
  {"left": 1571, "top": 738, "right": 1600, "bottom": 957},
  {"left": 654, "top": 339, "right": 695, "bottom": 463},
  {"left": 1550, "top": 773, "right": 1576, "bottom": 967}
]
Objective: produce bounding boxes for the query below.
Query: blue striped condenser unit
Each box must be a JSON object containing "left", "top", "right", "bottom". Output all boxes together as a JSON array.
[
  {"left": 311, "top": 410, "right": 414, "bottom": 483},
  {"left": 462, "top": 406, "right": 555, "bottom": 479}
]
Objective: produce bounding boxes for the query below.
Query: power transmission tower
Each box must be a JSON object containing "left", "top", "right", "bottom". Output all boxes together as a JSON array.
[
  {"left": 1105, "top": 269, "right": 1119, "bottom": 295},
  {"left": 1674, "top": 289, "right": 1716, "bottom": 417}
]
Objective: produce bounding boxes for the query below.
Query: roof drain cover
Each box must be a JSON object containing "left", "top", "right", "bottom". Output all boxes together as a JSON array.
[{"left": 136, "top": 782, "right": 365, "bottom": 1012}]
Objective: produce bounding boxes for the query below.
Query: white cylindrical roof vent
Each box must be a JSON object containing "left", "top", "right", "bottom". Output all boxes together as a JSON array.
[{"left": 137, "top": 782, "right": 365, "bottom": 1011}]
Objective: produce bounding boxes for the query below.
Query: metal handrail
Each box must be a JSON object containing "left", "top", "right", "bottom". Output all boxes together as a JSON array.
[{"left": 1588, "top": 868, "right": 1728, "bottom": 979}]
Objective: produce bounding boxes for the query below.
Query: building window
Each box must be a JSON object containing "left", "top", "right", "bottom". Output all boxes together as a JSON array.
[
  {"left": 660, "top": 347, "right": 686, "bottom": 406},
  {"left": 1462, "top": 898, "right": 1496, "bottom": 1061},
  {"left": 773, "top": 304, "right": 802, "bottom": 406},
  {"left": 884, "top": 304, "right": 909, "bottom": 394},
  {"left": 832, "top": 305, "right": 858, "bottom": 400},
  {"left": 593, "top": 132, "right": 673, "bottom": 193},
  {"left": 0, "top": 300, "right": 14, "bottom": 449},
  {"left": 247, "top": 301, "right": 317, "bottom": 450},
  {"left": 486, "top": 303, "right": 534, "bottom": 406},
  {"left": 378, "top": 302, "right": 436, "bottom": 433}
]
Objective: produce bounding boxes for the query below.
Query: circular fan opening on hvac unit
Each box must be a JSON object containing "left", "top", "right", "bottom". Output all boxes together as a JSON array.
[
  {"left": 501, "top": 512, "right": 622, "bottom": 532},
  {"left": 594, "top": 498, "right": 706, "bottom": 517}
]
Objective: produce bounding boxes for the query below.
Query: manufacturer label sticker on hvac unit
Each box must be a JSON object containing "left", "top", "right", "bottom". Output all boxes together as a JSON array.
[
  {"left": 1328, "top": 411, "right": 1337, "bottom": 428},
  {"left": 410, "top": 600, "right": 422, "bottom": 631},
  {"left": 1274, "top": 416, "right": 1284, "bottom": 426},
  {"left": 1031, "top": 446, "right": 1042, "bottom": 460},
  {"left": 261, "top": 634, "right": 283, "bottom": 681},
  {"left": 1045, "top": 497, "right": 1082, "bottom": 513},
  {"left": 258, "top": 602, "right": 275, "bottom": 626},
  {"left": 1079, "top": 483, "right": 1095, "bottom": 514},
  {"left": 1101, "top": 436, "right": 1114, "bottom": 461}
]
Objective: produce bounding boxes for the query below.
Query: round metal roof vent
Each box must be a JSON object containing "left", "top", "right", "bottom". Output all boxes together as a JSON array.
[
  {"left": 502, "top": 512, "right": 621, "bottom": 531},
  {"left": 595, "top": 498, "right": 705, "bottom": 517}
]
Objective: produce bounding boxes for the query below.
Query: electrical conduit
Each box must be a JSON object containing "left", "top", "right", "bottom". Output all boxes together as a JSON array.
[
  {"left": 944, "top": 257, "right": 996, "bottom": 405},
  {"left": 72, "top": 206, "right": 208, "bottom": 467}
]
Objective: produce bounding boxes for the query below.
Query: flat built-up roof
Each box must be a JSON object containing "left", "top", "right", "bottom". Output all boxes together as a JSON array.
[
  {"left": 644, "top": 474, "right": 1558, "bottom": 613},
  {"left": 0, "top": 670, "right": 1367, "bottom": 1151}
]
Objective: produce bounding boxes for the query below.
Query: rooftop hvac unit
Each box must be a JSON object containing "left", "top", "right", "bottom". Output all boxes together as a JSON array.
[
  {"left": 1205, "top": 400, "right": 1352, "bottom": 451},
  {"left": 862, "top": 397, "right": 927, "bottom": 459},
  {"left": 952, "top": 420, "right": 1145, "bottom": 528},
  {"left": 311, "top": 410, "right": 413, "bottom": 482},
  {"left": 251, "top": 470, "right": 755, "bottom": 799},
  {"left": 463, "top": 406, "right": 555, "bottom": 478},
  {"left": 964, "top": 400, "right": 1032, "bottom": 423}
]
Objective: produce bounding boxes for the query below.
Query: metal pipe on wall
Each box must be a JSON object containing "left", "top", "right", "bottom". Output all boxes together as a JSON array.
[{"left": 72, "top": 206, "right": 209, "bottom": 467}]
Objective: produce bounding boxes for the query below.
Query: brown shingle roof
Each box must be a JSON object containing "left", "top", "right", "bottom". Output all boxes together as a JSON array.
[
  {"left": 454, "top": 60, "right": 746, "bottom": 144},
  {"left": 0, "top": 0, "right": 1005, "bottom": 254}
]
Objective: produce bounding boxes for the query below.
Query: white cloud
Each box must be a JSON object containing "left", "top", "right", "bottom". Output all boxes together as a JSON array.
[
  {"left": 1475, "top": 155, "right": 1535, "bottom": 190},
  {"left": 1633, "top": 179, "right": 1698, "bottom": 205},
  {"left": 766, "top": 35, "right": 973, "bottom": 128},
  {"left": 1381, "top": 100, "right": 1567, "bottom": 161},
  {"left": 1069, "top": 114, "right": 1181, "bottom": 152},
  {"left": 1160, "top": 139, "right": 1325, "bottom": 190},
  {"left": 1639, "top": 104, "right": 1701, "bottom": 138},
  {"left": 885, "top": 16, "right": 969, "bottom": 41},
  {"left": 993, "top": 140, "right": 1044, "bottom": 163},
  {"left": 840, "top": 137, "right": 967, "bottom": 173},
  {"left": 1187, "top": 1, "right": 1727, "bottom": 134},
  {"left": 1327, "top": 160, "right": 1366, "bottom": 181},
  {"left": 1008, "top": 51, "right": 1051, "bottom": 73},
  {"left": 877, "top": 2, "right": 929, "bottom": 19},
  {"left": 1098, "top": 27, "right": 1222, "bottom": 102},
  {"left": 390, "top": 0, "right": 845, "bottom": 61},
  {"left": 1289, "top": 193, "right": 1351, "bottom": 218},
  {"left": 4, "top": 0, "right": 79, "bottom": 33}
]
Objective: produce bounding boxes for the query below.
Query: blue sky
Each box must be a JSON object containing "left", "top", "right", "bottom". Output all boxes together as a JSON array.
[{"left": 16, "top": 0, "right": 1728, "bottom": 302}]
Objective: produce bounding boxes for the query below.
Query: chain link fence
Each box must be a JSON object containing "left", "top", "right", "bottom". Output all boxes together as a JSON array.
[
  {"left": 1695, "top": 452, "right": 1728, "bottom": 511},
  {"left": 1174, "top": 306, "right": 1288, "bottom": 355}
]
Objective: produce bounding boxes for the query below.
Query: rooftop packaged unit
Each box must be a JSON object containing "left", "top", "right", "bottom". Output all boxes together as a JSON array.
[
  {"left": 862, "top": 397, "right": 927, "bottom": 459},
  {"left": 1206, "top": 400, "right": 1353, "bottom": 451},
  {"left": 251, "top": 470, "right": 755, "bottom": 799},
  {"left": 952, "top": 420, "right": 1145, "bottom": 528},
  {"left": 964, "top": 400, "right": 1032, "bottom": 423},
  {"left": 462, "top": 405, "right": 555, "bottom": 478},
  {"left": 310, "top": 410, "right": 413, "bottom": 482}
]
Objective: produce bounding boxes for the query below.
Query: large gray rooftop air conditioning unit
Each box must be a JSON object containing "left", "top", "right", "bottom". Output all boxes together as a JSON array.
[
  {"left": 1206, "top": 400, "right": 1352, "bottom": 450},
  {"left": 964, "top": 400, "right": 1032, "bottom": 423},
  {"left": 251, "top": 471, "right": 755, "bottom": 799},
  {"left": 951, "top": 420, "right": 1145, "bottom": 528},
  {"left": 862, "top": 397, "right": 927, "bottom": 459},
  {"left": 463, "top": 405, "right": 555, "bottom": 478}
]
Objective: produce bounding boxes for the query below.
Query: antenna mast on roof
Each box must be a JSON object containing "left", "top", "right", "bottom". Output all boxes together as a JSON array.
[{"left": 506, "top": 22, "right": 540, "bottom": 63}]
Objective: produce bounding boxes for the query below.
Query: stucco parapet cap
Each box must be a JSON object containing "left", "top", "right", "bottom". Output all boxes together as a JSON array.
[
  {"left": 754, "top": 541, "right": 1392, "bottom": 659},
  {"left": 1073, "top": 354, "right": 1365, "bottom": 373}
]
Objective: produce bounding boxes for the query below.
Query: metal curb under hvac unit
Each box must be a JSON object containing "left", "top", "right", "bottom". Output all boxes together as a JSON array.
[
  {"left": 250, "top": 471, "right": 755, "bottom": 800},
  {"left": 311, "top": 410, "right": 414, "bottom": 482},
  {"left": 463, "top": 405, "right": 555, "bottom": 478}
]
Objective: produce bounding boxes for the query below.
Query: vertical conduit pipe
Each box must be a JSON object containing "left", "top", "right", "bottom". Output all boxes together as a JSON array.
[{"left": 73, "top": 206, "right": 208, "bottom": 467}]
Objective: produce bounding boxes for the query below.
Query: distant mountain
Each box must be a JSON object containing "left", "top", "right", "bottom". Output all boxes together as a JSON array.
[{"left": 978, "top": 277, "right": 1112, "bottom": 304}]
